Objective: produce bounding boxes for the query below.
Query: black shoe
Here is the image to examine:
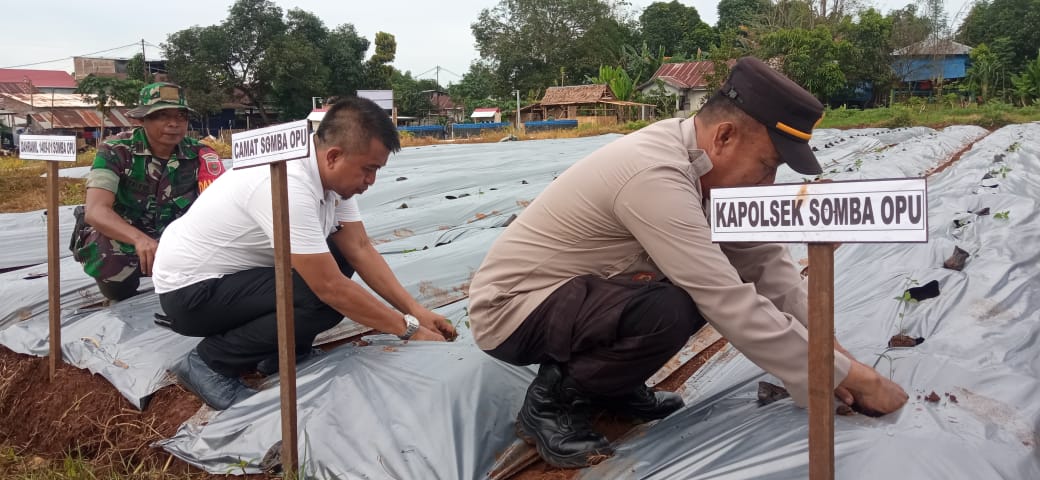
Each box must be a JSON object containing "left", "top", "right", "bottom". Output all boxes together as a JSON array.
[
  {"left": 173, "top": 348, "right": 256, "bottom": 410},
  {"left": 256, "top": 348, "right": 325, "bottom": 376},
  {"left": 597, "top": 385, "right": 684, "bottom": 421},
  {"left": 516, "top": 364, "right": 613, "bottom": 468}
]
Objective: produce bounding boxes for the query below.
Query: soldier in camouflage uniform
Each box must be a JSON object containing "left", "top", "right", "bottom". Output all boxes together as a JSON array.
[{"left": 73, "top": 82, "right": 225, "bottom": 301}]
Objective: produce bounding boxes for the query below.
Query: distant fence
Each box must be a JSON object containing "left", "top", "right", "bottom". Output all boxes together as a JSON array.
[
  {"left": 399, "top": 125, "right": 446, "bottom": 139},
  {"left": 451, "top": 122, "right": 512, "bottom": 138},
  {"left": 524, "top": 119, "right": 578, "bottom": 132}
]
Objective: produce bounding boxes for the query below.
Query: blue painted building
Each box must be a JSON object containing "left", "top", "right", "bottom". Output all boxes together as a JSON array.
[{"left": 892, "top": 38, "right": 973, "bottom": 88}]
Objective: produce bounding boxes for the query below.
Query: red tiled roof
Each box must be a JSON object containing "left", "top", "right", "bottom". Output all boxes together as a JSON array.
[
  {"left": 0, "top": 69, "right": 77, "bottom": 89},
  {"left": 473, "top": 107, "right": 499, "bottom": 113},
  {"left": 0, "top": 82, "right": 37, "bottom": 94}
]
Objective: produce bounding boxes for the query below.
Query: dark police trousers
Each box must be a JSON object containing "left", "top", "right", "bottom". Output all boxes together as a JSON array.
[
  {"left": 486, "top": 275, "right": 707, "bottom": 397},
  {"left": 159, "top": 237, "right": 353, "bottom": 377}
]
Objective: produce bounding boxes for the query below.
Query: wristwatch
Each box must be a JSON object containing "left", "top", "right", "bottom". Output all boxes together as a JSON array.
[{"left": 399, "top": 314, "right": 420, "bottom": 340}]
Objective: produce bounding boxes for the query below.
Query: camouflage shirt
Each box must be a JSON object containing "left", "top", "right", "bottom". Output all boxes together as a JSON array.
[{"left": 85, "top": 128, "right": 219, "bottom": 238}]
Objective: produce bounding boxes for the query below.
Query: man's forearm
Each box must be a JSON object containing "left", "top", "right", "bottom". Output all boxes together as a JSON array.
[
  {"left": 349, "top": 245, "right": 425, "bottom": 315},
  {"left": 87, "top": 206, "right": 150, "bottom": 246},
  {"left": 321, "top": 274, "right": 408, "bottom": 336}
]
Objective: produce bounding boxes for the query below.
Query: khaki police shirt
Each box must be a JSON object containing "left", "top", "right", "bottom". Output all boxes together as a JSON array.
[{"left": 468, "top": 117, "right": 851, "bottom": 407}]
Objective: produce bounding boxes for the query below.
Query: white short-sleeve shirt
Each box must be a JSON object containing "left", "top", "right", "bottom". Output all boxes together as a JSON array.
[{"left": 152, "top": 150, "right": 361, "bottom": 294}]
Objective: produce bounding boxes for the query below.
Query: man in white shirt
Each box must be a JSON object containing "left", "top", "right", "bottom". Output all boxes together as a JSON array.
[{"left": 153, "top": 97, "right": 456, "bottom": 410}]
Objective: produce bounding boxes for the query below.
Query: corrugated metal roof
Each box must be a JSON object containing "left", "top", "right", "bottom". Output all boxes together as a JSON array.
[
  {"left": 893, "top": 38, "right": 973, "bottom": 56},
  {"left": 28, "top": 108, "right": 134, "bottom": 129},
  {"left": 0, "top": 69, "right": 77, "bottom": 88},
  {"left": 0, "top": 93, "right": 122, "bottom": 108},
  {"left": 646, "top": 61, "right": 716, "bottom": 90},
  {"left": 0, "top": 82, "right": 37, "bottom": 95},
  {"left": 540, "top": 84, "right": 615, "bottom": 106}
]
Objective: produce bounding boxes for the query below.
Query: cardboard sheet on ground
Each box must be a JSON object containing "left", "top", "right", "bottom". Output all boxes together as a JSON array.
[{"left": 578, "top": 123, "right": 1040, "bottom": 479}]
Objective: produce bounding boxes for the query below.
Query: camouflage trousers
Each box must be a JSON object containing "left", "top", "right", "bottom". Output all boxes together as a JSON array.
[{"left": 72, "top": 225, "right": 146, "bottom": 301}]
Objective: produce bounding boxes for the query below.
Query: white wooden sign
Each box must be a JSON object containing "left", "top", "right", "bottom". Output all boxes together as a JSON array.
[
  {"left": 710, "top": 178, "right": 928, "bottom": 243},
  {"left": 232, "top": 120, "right": 311, "bottom": 169},
  {"left": 19, "top": 135, "right": 77, "bottom": 162}
]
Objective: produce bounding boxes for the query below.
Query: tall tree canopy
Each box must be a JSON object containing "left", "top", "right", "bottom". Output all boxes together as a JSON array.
[
  {"left": 164, "top": 0, "right": 371, "bottom": 123},
  {"left": 958, "top": 0, "right": 1040, "bottom": 69},
  {"left": 639, "top": 1, "right": 714, "bottom": 57},
  {"left": 472, "top": 0, "right": 637, "bottom": 96},
  {"left": 716, "top": 0, "right": 772, "bottom": 32}
]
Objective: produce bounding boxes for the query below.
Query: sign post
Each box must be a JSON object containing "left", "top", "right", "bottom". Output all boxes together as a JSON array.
[
  {"left": 231, "top": 119, "right": 311, "bottom": 474},
  {"left": 19, "top": 135, "right": 77, "bottom": 379},
  {"left": 711, "top": 178, "right": 928, "bottom": 480}
]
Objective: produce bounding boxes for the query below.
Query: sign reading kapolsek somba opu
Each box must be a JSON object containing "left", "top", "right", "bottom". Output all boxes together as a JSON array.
[
  {"left": 710, "top": 178, "right": 928, "bottom": 243},
  {"left": 19, "top": 135, "right": 77, "bottom": 162},
  {"left": 232, "top": 119, "right": 311, "bottom": 169}
]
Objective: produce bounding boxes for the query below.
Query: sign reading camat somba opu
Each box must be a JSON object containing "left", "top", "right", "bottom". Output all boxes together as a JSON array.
[{"left": 710, "top": 178, "right": 928, "bottom": 243}]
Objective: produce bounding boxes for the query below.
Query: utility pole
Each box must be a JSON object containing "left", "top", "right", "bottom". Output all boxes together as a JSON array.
[
  {"left": 514, "top": 89, "right": 521, "bottom": 134},
  {"left": 435, "top": 66, "right": 440, "bottom": 88},
  {"left": 141, "top": 39, "right": 148, "bottom": 82}
]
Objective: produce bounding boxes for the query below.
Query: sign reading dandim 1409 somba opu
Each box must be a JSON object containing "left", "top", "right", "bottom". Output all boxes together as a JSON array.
[
  {"left": 232, "top": 119, "right": 311, "bottom": 169},
  {"left": 710, "top": 178, "right": 928, "bottom": 243},
  {"left": 19, "top": 135, "right": 77, "bottom": 162}
]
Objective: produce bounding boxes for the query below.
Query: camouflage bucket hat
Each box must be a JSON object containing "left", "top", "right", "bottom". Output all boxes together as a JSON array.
[{"left": 127, "top": 82, "right": 195, "bottom": 119}]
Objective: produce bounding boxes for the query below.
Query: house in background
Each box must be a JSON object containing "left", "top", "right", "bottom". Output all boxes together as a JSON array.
[
  {"left": 892, "top": 38, "right": 972, "bottom": 98},
  {"left": 637, "top": 61, "right": 717, "bottom": 118},
  {"left": 526, "top": 84, "right": 653, "bottom": 125},
  {"left": 73, "top": 56, "right": 168, "bottom": 82},
  {"left": 0, "top": 92, "right": 134, "bottom": 146},
  {"left": 0, "top": 69, "right": 77, "bottom": 95},
  {"left": 425, "top": 90, "right": 464, "bottom": 124},
  {"left": 471, "top": 107, "right": 501, "bottom": 123}
]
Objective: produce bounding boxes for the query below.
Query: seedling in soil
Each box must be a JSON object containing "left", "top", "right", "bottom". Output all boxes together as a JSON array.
[
  {"left": 892, "top": 277, "right": 920, "bottom": 335},
  {"left": 994, "top": 210, "right": 1010, "bottom": 220},
  {"left": 1007, "top": 142, "right": 1021, "bottom": 153},
  {"left": 990, "top": 166, "right": 1013, "bottom": 178}
]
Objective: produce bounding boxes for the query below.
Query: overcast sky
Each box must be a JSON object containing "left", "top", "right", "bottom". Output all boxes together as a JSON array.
[{"left": 2, "top": 0, "right": 970, "bottom": 84}]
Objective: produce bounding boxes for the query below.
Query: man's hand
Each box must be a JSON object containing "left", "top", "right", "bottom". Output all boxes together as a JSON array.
[
  {"left": 410, "top": 326, "right": 447, "bottom": 342},
  {"left": 413, "top": 309, "right": 458, "bottom": 341},
  {"left": 134, "top": 236, "right": 159, "bottom": 276},
  {"left": 837, "top": 361, "right": 908, "bottom": 416}
]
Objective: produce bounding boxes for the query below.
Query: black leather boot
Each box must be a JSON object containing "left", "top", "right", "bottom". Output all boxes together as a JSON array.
[
  {"left": 516, "top": 364, "right": 613, "bottom": 468},
  {"left": 597, "top": 385, "right": 684, "bottom": 421}
]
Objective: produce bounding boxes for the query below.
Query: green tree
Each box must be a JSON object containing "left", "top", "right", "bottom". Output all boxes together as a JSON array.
[
  {"left": 472, "top": 0, "right": 636, "bottom": 96},
  {"left": 639, "top": 1, "right": 715, "bottom": 57},
  {"left": 958, "top": 0, "right": 1040, "bottom": 70},
  {"left": 887, "top": 4, "right": 932, "bottom": 50},
  {"left": 391, "top": 71, "right": 441, "bottom": 117},
  {"left": 164, "top": 0, "right": 286, "bottom": 123},
  {"left": 759, "top": 27, "right": 851, "bottom": 98},
  {"left": 967, "top": 43, "right": 1004, "bottom": 101},
  {"left": 324, "top": 25, "right": 371, "bottom": 98},
  {"left": 449, "top": 61, "right": 500, "bottom": 106},
  {"left": 365, "top": 32, "right": 397, "bottom": 89},
  {"left": 619, "top": 42, "right": 665, "bottom": 88},
  {"left": 762, "top": 0, "right": 816, "bottom": 30},
  {"left": 1011, "top": 51, "right": 1040, "bottom": 104},
  {"left": 588, "top": 65, "right": 636, "bottom": 100},
  {"left": 836, "top": 8, "right": 894, "bottom": 102},
  {"left": 266, "top": 10, "right": 331, "bottom": 120},
  {"left": 76, "top": 75, "right": 144, "bottom": 129},
  {"left": 126, "top": 53, "right": 151, "bottom": 83},
  {"left": 717, "top": 0, "right": 772, "bottom": 32}
]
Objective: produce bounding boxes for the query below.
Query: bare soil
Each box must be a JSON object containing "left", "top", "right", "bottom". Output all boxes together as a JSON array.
[{"left": 0, "top": 346, "right": 273, "bottom": 478}]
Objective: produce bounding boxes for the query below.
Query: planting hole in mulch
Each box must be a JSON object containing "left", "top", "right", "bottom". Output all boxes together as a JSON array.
[
  {"left": 925, "top": 391, "right": 942, "bottom": 403},
  {"left": 943, "top": 246, "right": 970, "bottom": 271},
  {"left": 889, "top": 334, "right": 925, "bottom": 348}
]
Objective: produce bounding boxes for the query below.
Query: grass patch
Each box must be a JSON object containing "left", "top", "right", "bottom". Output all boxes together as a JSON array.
[{"left": 821, "top": 103, "right": 1040, "bottom": 130}]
